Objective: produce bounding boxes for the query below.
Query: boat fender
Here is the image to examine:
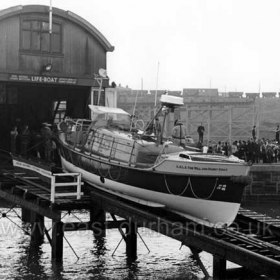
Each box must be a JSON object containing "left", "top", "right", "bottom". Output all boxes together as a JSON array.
[
  {"left": 100, "top": 176, "right": 105, "bottom": 183},
  {"left": 230, "top": 175, "right": 251, "bottom": 186}
]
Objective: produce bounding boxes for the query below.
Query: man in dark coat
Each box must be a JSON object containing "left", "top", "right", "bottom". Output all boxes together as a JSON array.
[
  {"left": 274, "top": 125, "right": 280, "bottom": 143},
  {"left": 197, "top": 123, "right": 205, "bottom": 144},
  {"left": 252, "top": 125, "right": 256, "bottom": 140}
]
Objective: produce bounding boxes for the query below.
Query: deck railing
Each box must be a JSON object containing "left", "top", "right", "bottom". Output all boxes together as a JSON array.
[{"left": 83, "top": 130, "right": 139, "bottom": 165}]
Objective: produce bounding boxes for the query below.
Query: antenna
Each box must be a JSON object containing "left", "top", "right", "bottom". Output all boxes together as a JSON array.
[
  {"left": 49, "top": 0, "right": 52, "bottom": 34},
  {"left": 94, "top": 68, "right": 108, "bottom": 106},
  {"left": 155, "top": 62, "right": 160, "bottom": 108}
]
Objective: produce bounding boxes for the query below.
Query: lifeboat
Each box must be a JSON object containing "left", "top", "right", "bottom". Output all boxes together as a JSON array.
[{"left": 56, "top": 95, "right": 251, "bottom": 227}]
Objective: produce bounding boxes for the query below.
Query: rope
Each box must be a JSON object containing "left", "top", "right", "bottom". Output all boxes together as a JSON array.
[
  {"left": 64, "top": 235, "right": 80, "bottom": 260},
  {"left": 0, "top": 204, "right": 17, "bottom": 219},
  {"left": 189, "top": 178, "right": 218, "bottom": 200},
  {"left": 71, "top": 212, "right": 84, "bottom": 223},
  {"left": 5, "top": 215, "right": 31, "bottom": 236},
  {"left": 97, "top": 162, "right": 109, "bottom": 178},
  {"left": 11, "top": 208, "right": 22, "bottom": 220},
  {"left": 164, "top": 175, "right": 218, "bottom": 200},
  {"left": 164, "top": 175, "right": 190, "bottom": 196},
  {"left": 108, "top": 166, "right": 122, "bottom": 181},
  {"left": 137, "top": 230, "right": 150, "bottom": 253}
]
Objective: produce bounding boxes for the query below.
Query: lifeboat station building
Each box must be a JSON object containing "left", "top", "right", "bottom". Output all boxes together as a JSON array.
[{"left": 0, "top": 5, "right": 114, "bottom": 150}]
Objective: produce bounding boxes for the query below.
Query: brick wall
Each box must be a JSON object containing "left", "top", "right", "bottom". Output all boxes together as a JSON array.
[{"left": 242, "top": 164, "right": 280, "bottom": 203}]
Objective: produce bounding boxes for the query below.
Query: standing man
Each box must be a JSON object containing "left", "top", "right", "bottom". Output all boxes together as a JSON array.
[
  {"left": 274, "top": 125, "right": 280, "bottom": 143},
  {"left": 20, "top": 124, "right": 31, "bottom": 157},
  {"left": 41, "top": 122, "right": 53, "bottom": 161},
  {"left": 252, "top": 125, "right": 256, "bottom": 141},
  {"left": 154, "top": 118, "right": 161, "bottom": 137},
  {"left": 10, "top": 125, "right": 18, "bottom": 154},
  {"left": 197, "top": 123, "right": 205, "bottom": 144},
  {"left": 172, "top": 120, "right": 187, "bottom": 146}
]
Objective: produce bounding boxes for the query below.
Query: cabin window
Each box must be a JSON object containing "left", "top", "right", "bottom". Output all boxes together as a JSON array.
[{"left": 20, "top": 19, "right": 62, "bottom": 54}]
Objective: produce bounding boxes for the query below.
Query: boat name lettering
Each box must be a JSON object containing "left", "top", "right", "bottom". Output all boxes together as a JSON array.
[{"left": 176, "top": 165, "right": 228, "bottom": 172}]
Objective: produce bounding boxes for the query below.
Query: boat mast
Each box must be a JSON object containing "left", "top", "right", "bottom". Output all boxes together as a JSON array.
[
  {"left": 130, "top": 78, "right": 143, "bottom": 131},
  {"left": 142, "top": 62, "right": 160, "bottom": 134},
  {"left": 154, "top": 62, "right": 160, "bottom": 116},
  {"left": 143, "top": 105, "right": 163, "bottom": 136}
]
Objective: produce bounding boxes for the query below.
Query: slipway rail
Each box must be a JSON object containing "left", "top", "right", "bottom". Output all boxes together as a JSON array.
[
  {"left": 0, "top": 168, "right": 280, "bottom": 278},
  {"left": 90, "top": 188, "right": 280, "bottom": 279}
]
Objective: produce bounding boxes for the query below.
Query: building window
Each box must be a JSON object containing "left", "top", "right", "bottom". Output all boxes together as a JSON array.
[
  {"left": 53, "top": 100, "right": 66, "bottom": 123},
  {"left": 0, "top": 85, "right": 6, "bottom": 104},
  {"left": 7, "top": 88, "right": 18, "bottom": 104},
  {"left": 20, "top": 19, "right": 62, "bottom": 54},
  {"left": 0, "top": 85, "right": 18, "bottom": 104}
]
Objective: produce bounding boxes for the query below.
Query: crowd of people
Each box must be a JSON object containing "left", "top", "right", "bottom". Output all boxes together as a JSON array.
[
  {"left": 9, "top": 120, "right": 57, "bottom": 162},
  {"left": 10, "top": 116, "right": 280, "bottom": 165},
  {"left": 206, "top": 138, "right": 280, "bottom": 163},
  {"left": 169, "top": 121, "right": 280, "bottom": 164},
  {"left": 204, "top": 125, "right": 280, "bottom": 163}
]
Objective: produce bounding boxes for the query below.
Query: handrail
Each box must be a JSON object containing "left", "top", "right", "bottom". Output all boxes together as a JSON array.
[
  {"left": 50, "top": 172, "right": 84, "bottom": 202},
  {"left": 83, "top": 132, "right": 139, "bottom": 165}
]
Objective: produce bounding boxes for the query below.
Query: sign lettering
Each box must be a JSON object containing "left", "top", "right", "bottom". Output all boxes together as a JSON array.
[{"left": 9, "top": 74, "right": 77, "bottom": 85}]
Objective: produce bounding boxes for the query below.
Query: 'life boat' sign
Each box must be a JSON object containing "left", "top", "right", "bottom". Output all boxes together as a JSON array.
[{"left": 9, "top": 74, "right": 77, "bottom": 85}]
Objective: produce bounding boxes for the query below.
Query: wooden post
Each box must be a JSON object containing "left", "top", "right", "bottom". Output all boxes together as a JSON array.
[
  {"left": 21, "top": 207, "right": 31, "bottom": 223},
  {"left": 52, "top": 221, "right": 64, "bottom": 261},
  {"left": 51, "top": 176, "right": 56, "bottom": 203},
  {"left": 126, "top": 219, "right": 137, "bottom": 261},
  {"left": 90, "top": 207, "right": 106, "bottom": 237},
  {"left": 213, "top": 255, "right": 227, "bottom": 280},
  {"left": 190, "top": 247, "right": 209, "bottom": 278},
  {"left": 30, "top": 212, "right": 44, "bottom": 243}
]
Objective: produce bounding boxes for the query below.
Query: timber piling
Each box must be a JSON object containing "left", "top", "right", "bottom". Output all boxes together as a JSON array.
[{"left": 1, "top": 163, "right": 280, "bottom": 278}]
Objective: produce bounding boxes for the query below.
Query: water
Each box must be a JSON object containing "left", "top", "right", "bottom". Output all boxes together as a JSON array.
[
  {"left": 0, "top": 203, "right": 278, "bottom": 279},
  {"left": 0, "top": 209, "right": 209, "bottom": 280}
]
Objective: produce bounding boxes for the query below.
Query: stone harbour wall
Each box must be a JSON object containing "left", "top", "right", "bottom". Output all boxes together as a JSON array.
[{"left": 242, "top": 164, "right": 280, "bottom": 203}]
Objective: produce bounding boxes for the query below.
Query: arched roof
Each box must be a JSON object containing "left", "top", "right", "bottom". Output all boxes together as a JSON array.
[{"left": 0, "top": 5, "right": 114, "bottom": 52}]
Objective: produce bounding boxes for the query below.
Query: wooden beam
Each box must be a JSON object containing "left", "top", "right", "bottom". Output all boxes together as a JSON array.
[
  {"left": 63, "top": 220, "right": 127, "bottom": 231},
  {"left": 0, "top": 189, "right": 61, "bottom": 221},
  {"left": 190, "top": 247, "right": 209, "bottom": 278},
  {"left": 90, "top": 190, "right": 280, "bottom": 278}
]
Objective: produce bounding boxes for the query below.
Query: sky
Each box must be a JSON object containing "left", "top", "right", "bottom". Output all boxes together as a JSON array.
[{"left": 2, "top": 0, "right": 280, "bottom": 93}]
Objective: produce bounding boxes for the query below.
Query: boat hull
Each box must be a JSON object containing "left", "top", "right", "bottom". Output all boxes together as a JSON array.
[{"left": 59, "top": 150, "right": 248, "bottom": 227}]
